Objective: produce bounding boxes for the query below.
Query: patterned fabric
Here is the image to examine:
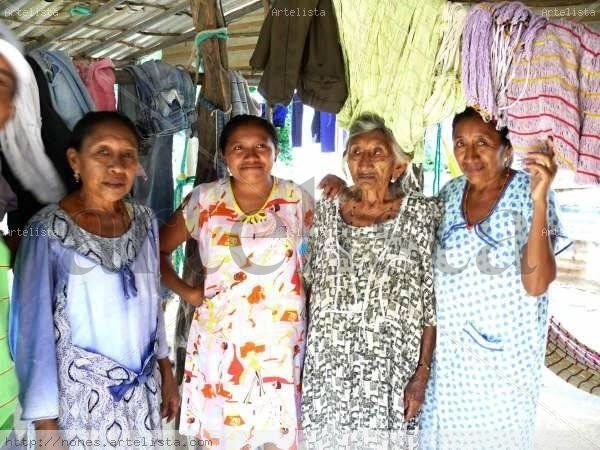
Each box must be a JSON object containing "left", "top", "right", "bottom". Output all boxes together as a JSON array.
[
  {"left": 9, "top": 202, "right": 169, "bottom": 437},
  {"left": 301, "top": 195, "right": 441, "bottom": 449},
  {"left": 420, "top": 171, "right": 571, "bottom": 450},
  {"left": 54, "top": 282, "right": 161, "bottom": 448},
  {"left": 179, "top": 177, "right": 313, "bottom": 450},
  {"left": 332, "top": 0, "right": 446, "bottom": 161},
  {"left": 506, "top": 20, "right": 600, "bottom": 183}
]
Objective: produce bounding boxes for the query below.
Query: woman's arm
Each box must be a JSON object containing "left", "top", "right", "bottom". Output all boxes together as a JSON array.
[
  {"left": 158, "top": 357, "right": 180, "bottom": 422},
  {"left": 159, "top": 209, "right": 204, "bottom": 306},
  {"left": 521, "top": 200, "right": 556, "bottom": 296},
  {"left": 404, "top": 326, "right": 436, "bottom": 420},
  {"left": 521, "top": 139, "right": 558, "bottom": 296}
]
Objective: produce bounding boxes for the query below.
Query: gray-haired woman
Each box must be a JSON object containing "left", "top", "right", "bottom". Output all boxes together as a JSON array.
[{"left": 301, "top": 113, "right": 439, "bottom": 449}]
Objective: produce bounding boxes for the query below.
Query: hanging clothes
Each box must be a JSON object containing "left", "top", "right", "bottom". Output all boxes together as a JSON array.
[
  {"left": 1, "top": 56, "right": 76, "bottom": 231},
  {"left": 311, "top": 111, "right": 321, "bottom": 143},
  {"left": 133, "top": 135, "right": 174, "bottom": 226},
  {"left": 250, "top": 0, "right": 347, "bottom": 113},
  {"left": 291, "top": 94, "right": 303, "bottom": 147},
  {"left": 28, "top": 49, "right": 95, "bottom": 130},
  {"left": 0, "top": 41, "right": 65, "bottom": 208},
  {"left": 230, "top": 70, "right": 260, "bottom": 117},
  {"left": 461, "top": 3, "right": 546, "bottom": 127},
  {"left": 119, "top": 81, "right": 175, "bottom": 225},
  {"left": 505, "top": 20, "right": 600, "bottom": 184},
  {"left": 75, "top": 58, "right": 117, "bottom": 111},
  {"left": 123, "top": 60, "right": 197, "bottom": 138},
  {"left": 423, "top": 2, "right": 468, "bottom": 126},
  {"left": 309, "top": 110, "right": 336, "bottom": 152},
  {"left": 272, "top": 104, "right": 288, "bottom": 128},
  {"left": 332, "top": 0, "right": 445, "bottom": 162},
  {"left": 320, "top": 112, "right": 336, "bottom": 153}
]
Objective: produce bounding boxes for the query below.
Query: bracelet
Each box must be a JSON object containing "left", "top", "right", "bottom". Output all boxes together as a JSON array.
[{"left": 417, "top": 362, "right": 431, "bottom": 371}]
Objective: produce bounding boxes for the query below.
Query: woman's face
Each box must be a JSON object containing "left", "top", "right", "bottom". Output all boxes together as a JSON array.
[
  {"left": 453, "top": 116, "right": 512, "bottom": 185},
  {"left": 223, "top": 124, "right": 277, "bottom": 184},
  {"left": 67, "top": 121, "right": 139, "bottom": 203},
  {"left": 346, "top": 129, "right": 405, "bottom": 192},
  {"left": 0, "top": 56, "right": 16, "bottom": 130}
]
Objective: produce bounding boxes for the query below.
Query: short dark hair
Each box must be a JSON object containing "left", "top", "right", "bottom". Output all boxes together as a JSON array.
[
  {"left": 452, "top": 107, "right": 510, "bottom": 146},
  {"left": 69, "top": 111, "right": 140, "bottom": 151},
  {"left": 219, "top": 114, "right": 278, "bottom": 154}
]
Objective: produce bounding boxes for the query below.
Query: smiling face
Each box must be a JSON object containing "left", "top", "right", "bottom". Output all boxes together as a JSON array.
[
  {"left": 453, "top": 115, "right": 512, "bottom": 186},
  {"left": 346, "top": 129, "right": 405, "bottom": 192},
  {"left": 223, "top": 124, "right": 277, "bottom": 184},
  {"left": 0, "top": 55, "right": 16, "bottom": 130},
  {"left": 67, "top": 121, "right": 139, "bottom": 203}
]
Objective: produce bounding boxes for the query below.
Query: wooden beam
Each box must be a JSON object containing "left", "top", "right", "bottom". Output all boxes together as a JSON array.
[
  {"left": 174, "top": 0, "right": 232, "bottom": 396},
  {"left": 25, "top": 0, "right": 127, "bottom": 51},
  {"left": 74, "top": 0, "right": 190, "bottom": 57},
  {"left": 113, "top": 1, "right": 262, "bottom": 63}
]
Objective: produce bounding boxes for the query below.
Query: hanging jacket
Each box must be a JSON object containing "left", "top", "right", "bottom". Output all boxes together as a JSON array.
[
  {"left": 250, "top": 0, "right": 347, "bottom": 113},
  {"left": 28, "top": 49, "right": 95, "bottom": 130}
]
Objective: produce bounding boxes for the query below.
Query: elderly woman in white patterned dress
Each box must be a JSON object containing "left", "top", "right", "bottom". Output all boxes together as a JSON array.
[{"left": 302, "top": 113, "right": 439, "bottom": 449}]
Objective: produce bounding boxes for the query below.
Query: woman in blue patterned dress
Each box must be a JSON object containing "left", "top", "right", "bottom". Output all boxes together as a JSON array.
[
  {"left": 9, "top": 112, "right": 180, "bottom": 447},
  {"left": 419, "top": 107, "right": 571, "bottom": 449}
]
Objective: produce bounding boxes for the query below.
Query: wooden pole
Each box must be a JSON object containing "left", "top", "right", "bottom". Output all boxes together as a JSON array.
[{"left": 173, "top": 0, "right": 231, "bottom": 407}]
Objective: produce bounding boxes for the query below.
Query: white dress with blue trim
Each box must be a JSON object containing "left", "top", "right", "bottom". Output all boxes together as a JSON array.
[{"left": 420, "top": 170, "right": 571, "bottom": 450}]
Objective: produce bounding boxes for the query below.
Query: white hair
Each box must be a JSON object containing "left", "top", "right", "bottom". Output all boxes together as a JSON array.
[{"left": 343, "top": 112, "right": 418, "bottom": 194}]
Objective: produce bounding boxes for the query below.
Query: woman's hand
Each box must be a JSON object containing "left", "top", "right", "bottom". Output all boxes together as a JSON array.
[
  {"left": 158, "top": 358, "right": 181, "bottom": 423},
  {"left": 318, "top": 174, "right": 347, "bottom": 199},
  {"left": 404, "top": 367, "right": 429, "bottom": 420},
  {"left": 524, "top": 137, "right": 558, "bottom": 205},
  {"left": 181, "top": 285, "right": 204, "bottom": 307},
  {"left": 35, "top": 419, "right": 65, "bottom": 450}
]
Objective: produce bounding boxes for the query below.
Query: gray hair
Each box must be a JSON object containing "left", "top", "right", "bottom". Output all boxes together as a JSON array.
[{"left": 344, "top": 112, "right": 418, "bottom": 193}]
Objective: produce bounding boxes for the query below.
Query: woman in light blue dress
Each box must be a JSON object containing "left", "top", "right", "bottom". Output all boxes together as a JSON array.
[
  {"left": 420, "top": 107, "right": 571, "bottom": 449},
  {"left": 9, "top": 112, "right": 180, "bottom": 447}
]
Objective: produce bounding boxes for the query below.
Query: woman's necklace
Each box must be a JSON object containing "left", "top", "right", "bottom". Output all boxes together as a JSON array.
[{"left": 463, "top": 169, "right": 511, "bottom": 229}]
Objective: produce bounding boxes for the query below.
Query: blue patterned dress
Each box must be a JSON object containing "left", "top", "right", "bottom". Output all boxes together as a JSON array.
[{"left": 420, "top": 171, "right": 571, "bottom": 450}]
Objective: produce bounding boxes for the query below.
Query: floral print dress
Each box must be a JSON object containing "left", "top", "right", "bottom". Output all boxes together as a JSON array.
[{"left": 179, "top": 177, "right": 313, "bottom": 450}]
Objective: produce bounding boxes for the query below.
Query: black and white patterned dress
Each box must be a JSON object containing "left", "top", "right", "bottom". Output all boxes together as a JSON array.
[{"left": 301, "top": 195, "right": 441, "bottom": 449}]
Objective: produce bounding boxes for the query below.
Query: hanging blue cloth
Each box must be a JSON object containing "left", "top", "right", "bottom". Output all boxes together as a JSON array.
[
  {"left": 291, "top": 94, "right": 303, "bottom": 147},
  {"left": 320, "top": 112, "right": 336, "bottom": 152},
  {"left": 272, "top": 105, "right": 288, "bottom": 128},
  {"left": 311, "top": 111, "right": 321, "bottom": 143}
]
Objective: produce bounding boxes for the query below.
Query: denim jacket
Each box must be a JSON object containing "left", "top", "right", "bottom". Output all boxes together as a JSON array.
[{"left": 28, "top": 50, "right": 95, "bottom": 130}]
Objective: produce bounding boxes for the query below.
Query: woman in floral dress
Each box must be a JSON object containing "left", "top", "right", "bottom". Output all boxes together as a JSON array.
[{"left": 160, "top": 115, "right": 313, "bottom": 450}]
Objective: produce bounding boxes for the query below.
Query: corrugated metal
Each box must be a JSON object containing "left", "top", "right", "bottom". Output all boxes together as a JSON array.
[{"left": 2, "top": 0, "right": 263, "bottom": 60}]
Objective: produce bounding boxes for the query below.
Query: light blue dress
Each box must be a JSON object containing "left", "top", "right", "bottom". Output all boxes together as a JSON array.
[
  {"left": 420, "top": 171, "right": 571, "bottom": 450},
  {"left": 9, "top": 203, "right": 168, "bottom": 446}
]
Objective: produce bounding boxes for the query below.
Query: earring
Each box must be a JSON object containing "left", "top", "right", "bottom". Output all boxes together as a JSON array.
[
  {"left": 391, "top": 177, "right": 396, "bottom": 183},
  {"left": 74, "top": 172, "right": 80, "bottom": 183}
]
